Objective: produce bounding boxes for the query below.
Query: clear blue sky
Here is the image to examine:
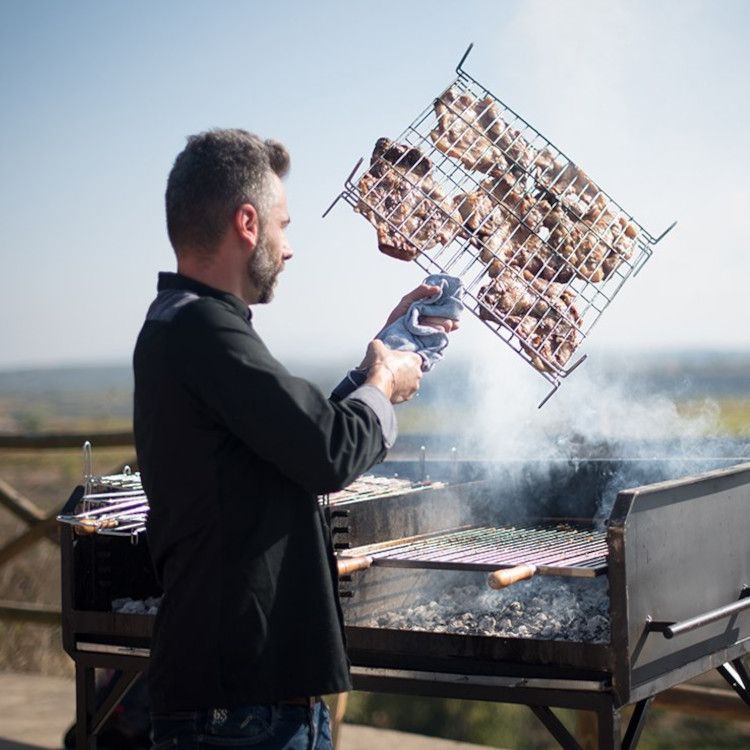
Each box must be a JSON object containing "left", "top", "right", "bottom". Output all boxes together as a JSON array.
[{"left": 1, "top": 0, "right": 749, "bottom": 375}]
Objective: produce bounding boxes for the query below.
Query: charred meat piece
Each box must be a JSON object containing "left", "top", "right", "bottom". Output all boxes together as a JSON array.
[{"left": 355, "top": 138, "right": 462, "bottom": 261}]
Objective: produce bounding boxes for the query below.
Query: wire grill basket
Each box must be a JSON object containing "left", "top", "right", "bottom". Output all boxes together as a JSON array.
[{"left": 324, "top": 44, "right": 675, "bottom": 404}]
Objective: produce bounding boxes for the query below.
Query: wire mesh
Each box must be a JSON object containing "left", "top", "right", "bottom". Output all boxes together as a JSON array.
[
  {"left": 327, "top": 46, "right": 674, "bottom": 396},
  {"left": 327, "top": 475, "right": 444, "bottom": 505},
  {"left": 58, "top": 471, "right": 149, "bottom": 541},
  {"left": 348, "top": 520, "right": 607, "bottom": 577},
  {"left": 58, "top": 471, "right": 445, "bottom": 539}
]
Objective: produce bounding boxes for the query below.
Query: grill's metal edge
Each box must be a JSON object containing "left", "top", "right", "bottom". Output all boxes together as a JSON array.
[{"left": 351, "top": 666, "right": 608, "bottom": 692}]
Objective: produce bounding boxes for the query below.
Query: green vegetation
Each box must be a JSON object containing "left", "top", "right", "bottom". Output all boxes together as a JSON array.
[{"left": 345, "top": 693, "right": 750, "bottom": 749}]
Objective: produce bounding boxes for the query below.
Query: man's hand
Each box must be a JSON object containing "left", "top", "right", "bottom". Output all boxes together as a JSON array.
[
  {"left": 362, "top": 340, "right": 423, "bottom": 404},
  {"left": 379, "top": 284, "right": 461, "bottom": 334}
]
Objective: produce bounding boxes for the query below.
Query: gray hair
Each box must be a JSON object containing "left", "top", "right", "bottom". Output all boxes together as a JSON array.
[{"left": 165, "top": 128, "right": 290, "bottom": 256}]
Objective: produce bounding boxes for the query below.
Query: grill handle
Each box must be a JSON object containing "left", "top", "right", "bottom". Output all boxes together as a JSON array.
[
  {"left": 337, "top": 556, "right": 373, "bottom": 577},
  {"left": 487, "top": 564, "right": 537, "bottom": 590},
  {"left": 649, "top": 588, "right": 750, "bottom": 639}
]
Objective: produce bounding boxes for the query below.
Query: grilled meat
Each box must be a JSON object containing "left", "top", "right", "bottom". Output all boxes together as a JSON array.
[
  {"left": 431, "top": 89, "right": 510, "bottom": 176},
  {"left": 355, "top": 138, "right": 462, "bottom": 261},
  {"left": 478, "top": 175, "right": 637, "bottom": 283},
  {"left": 431, "top": 88, "right": 542, "bottom": 175},
  {"left": 478, "top": 268, "right": 581, "bottom": 372}
]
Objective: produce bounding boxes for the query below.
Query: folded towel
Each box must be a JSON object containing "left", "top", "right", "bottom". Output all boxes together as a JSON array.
[
  {"left": 379, "top": 273, "right": 464, "bottom": 371},
  {"left": 331, "top": 274, "right": 464, "bottom": 401}
]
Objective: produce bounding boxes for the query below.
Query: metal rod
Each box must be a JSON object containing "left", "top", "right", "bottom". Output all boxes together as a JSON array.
[
  {"left": 92, "top": 671, "right": 141, "bottom": 734},
  {"left": 660, "top": 593, "right": 750, "bottom": 639},
  {"left": 653, "top": 220, "right": 677, "bottom": 244},
  {"left": 717, "top": 659, "right": 750, "bottom": 706},
  {"left": 456, "top": 43, "right": 474, "bottom": 73},
  {"left": 529, "top": 705, "right": 583, "bottom": 750},
  {"left": 83, "top": 441, "right": 92, "bottom": 495}
]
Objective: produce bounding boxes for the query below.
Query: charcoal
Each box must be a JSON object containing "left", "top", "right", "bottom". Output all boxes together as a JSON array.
[{"left": 364, "top": 577, "right": 610, "bottom": 643}]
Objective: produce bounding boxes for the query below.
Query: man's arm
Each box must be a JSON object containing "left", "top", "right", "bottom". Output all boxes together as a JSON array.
[{"left": 168, "top": 299, "right": 404, "bottom": 495}]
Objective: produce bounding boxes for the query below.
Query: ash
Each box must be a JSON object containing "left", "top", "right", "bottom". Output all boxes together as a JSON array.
[{"left": 369, "top": 577, "right": 610, "bottom": 642}]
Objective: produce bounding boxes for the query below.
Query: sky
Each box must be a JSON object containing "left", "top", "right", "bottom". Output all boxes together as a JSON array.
[{"left": 1, "top": 0, "right": 749, "bottom": 380}]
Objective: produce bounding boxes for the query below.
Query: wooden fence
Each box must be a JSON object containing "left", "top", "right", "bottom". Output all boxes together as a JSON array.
[
  {"left": 0, "top": 431, "right": 747, "bottom": 736},
  {"left": 0, "top": 431, "right": 134, "bottom": 624}
]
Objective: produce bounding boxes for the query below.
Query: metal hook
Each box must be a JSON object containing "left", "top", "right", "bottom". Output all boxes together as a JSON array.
[
  {"left": 83, "top": 441, "right": 93, "bottom": 494},
  {"left": 653, "top": 220, "right": 677, "bottom": 245},
  {"left": 456, "top": 43, "right": 474, "bottom": 73},
  {"left": 322, "top": 157, "right": 365, "bottom": 218}
]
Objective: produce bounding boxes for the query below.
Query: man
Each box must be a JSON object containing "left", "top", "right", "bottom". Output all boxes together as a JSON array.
[{"left": 133, "top": 129, "right": 455, "bottom": 749}]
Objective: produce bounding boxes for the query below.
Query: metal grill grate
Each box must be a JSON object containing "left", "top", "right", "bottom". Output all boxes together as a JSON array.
[
  {"left": 324, "top": 44, "right": 675, "bottom": 404},
  {"left": 327, "top": 475, "right": 444, "bottom": 505},
  {"left": 346, "top": 520, "right": 608, "bottom": 578}
]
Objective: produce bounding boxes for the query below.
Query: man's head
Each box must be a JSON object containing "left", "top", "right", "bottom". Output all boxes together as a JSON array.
[{"left": 166, "top": 129, "right": 292, "bottom": 304}]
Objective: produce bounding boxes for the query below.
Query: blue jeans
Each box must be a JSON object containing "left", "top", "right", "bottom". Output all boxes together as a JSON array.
[{"left": 151, "top": 702, "right": 332, "bottom": 750}]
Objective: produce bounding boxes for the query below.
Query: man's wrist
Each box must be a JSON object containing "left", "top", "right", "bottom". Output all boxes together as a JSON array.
[{"left": 365, "top": 363, "right": 395, "bottom": 401}]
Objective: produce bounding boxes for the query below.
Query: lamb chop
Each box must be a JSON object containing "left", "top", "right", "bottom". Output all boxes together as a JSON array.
[{"left": 355, "top": 138, "right": 462, "bottom": 261}]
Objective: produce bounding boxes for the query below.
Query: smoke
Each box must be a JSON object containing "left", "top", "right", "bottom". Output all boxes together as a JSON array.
[
  {"left": 461, "top": 346, "right": 719, "bottom": 458},
  {"left": 441, "top": 345, "right": 748, "bottom": 519}
]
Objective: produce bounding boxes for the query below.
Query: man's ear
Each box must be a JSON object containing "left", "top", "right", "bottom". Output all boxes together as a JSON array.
[{"left": 234, "top": 203, "right": 259, "bottom": 251}]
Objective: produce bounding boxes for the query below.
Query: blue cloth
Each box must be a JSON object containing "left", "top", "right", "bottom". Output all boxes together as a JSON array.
[
  {"left": 379, "top": 273, "right": 464, "bottom": 371},
  {"left": 151, "top": 701, "right": 332, "bottom": 750},
  {"left": 331, "top": 274, "right": 464, "bottom": 401}
]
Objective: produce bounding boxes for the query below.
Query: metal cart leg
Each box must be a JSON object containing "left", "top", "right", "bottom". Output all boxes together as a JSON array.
[
  {"left": 529, "top": 705, "right": 582, "bottom": 750},
  {"left": 75, "top": 664, "right": 96, "bottom": 750},
  {"left": 718, "top": 658, "right": 750, "bottom": 706},
  {"left": 74, "top": 666, "right": 142, "bottom": 750},
  {"left": 91, "top": 670, "right": 142, "bottom": 735},
  {"left": 622, "top": 698, "right": 653, "bottom": 750},
  {"left": 596, "top": 700, "right": 622, "bottom": 750}
]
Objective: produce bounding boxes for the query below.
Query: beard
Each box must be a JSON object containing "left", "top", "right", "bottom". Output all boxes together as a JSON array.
[{"left": 247, "top": 232, "right": 281, "bottom": 304}]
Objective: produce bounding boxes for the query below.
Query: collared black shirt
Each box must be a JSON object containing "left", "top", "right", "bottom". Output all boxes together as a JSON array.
[{"left": 133, "top": 272, "right": 394, "bottom": 712}]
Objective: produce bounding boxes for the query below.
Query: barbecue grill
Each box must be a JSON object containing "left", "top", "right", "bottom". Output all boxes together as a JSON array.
[
  {"left": 59, "top": 451, "right": 750, "bottom": 750},
  {"left": 324, "top": 45, "right": 676, "bottom": 405}
]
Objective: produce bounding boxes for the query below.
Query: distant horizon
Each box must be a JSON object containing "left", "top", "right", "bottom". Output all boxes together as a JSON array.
[{"left": 0, "top": 344, "right": 748, "bottom": 376}]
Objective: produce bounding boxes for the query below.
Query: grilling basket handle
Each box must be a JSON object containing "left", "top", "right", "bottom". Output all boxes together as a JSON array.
[
  {"left": 648, "top": 588, "right": 750, "bottom": 639},
  {"left": 337, "top": 556, "right": 373, "bottom": 577},
  {"left": 487, "top": 564, "right": 537, "bottom": 589}
]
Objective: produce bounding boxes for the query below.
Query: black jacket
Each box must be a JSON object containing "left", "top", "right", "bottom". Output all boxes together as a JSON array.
[{"left": 133, "top": 272, "right": 394, "bottom": 712}]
